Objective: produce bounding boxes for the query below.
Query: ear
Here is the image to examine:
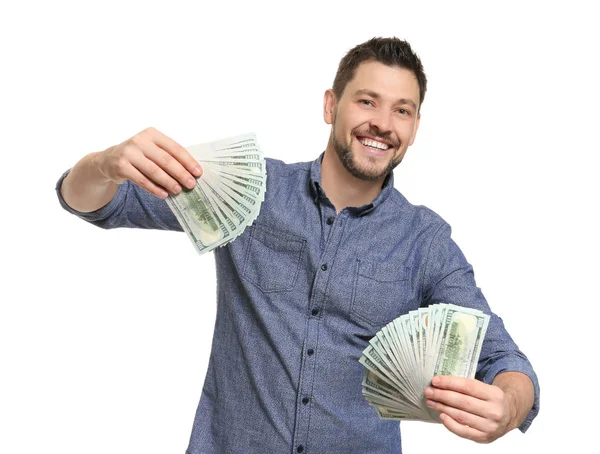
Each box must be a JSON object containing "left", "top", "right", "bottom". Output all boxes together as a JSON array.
[
  {"left": 408, "top": 112, "right": 421, "bottom": 146},
  {"left": 323, "top": 89, "right": 336, "bottom": 125}
]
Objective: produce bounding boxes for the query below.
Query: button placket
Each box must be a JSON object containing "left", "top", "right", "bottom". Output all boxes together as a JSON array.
[{"left": 292, "top": 211, "right": 346, "bottom": 453}]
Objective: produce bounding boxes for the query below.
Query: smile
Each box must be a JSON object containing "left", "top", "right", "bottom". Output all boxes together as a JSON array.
[
  {"left": 355, "top": 136, "right": 393, "bottom": 157},
  {"left": 356, "top": 136, "right": 390, "bottom": 150}
]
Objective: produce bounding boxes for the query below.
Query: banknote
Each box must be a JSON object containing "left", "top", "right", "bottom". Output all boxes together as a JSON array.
[
  {"left": 166, "top": 133, "right": 266, "bottom": 255},
  {"left": 359, "top": 303, "right": 490, "bottom": 422}
]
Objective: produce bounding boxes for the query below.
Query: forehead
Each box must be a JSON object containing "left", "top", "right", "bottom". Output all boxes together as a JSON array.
[{"left": 345, "top": 60, "right": 420, "bottom": 104}]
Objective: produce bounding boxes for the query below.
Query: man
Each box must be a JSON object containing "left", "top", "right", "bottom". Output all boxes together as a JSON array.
[{"left": 56, "top": 37, "right": 539, "bottom": 453}]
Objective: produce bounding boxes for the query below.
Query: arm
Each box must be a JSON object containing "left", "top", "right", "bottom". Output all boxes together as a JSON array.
[
  {"left": 60, "top": 151, "right": 119, "bottom": 213},
  {"left": 420, "top": 222, "right": 540, "bottom": 440},
  {"left": 61, "top": 126, "right": 201, "bottom": 212},
  {"left": 57, "top": 127, "right": 203, "bottom": 229}
]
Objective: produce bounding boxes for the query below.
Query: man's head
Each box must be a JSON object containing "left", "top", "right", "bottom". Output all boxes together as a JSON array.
[{"left": 324, "top": 37, "right": 427, "bottom": 181}]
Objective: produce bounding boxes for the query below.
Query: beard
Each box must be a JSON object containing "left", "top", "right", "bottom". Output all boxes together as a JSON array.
[{"left": 331, "top": 123, "right": 403, "bottom": 181}]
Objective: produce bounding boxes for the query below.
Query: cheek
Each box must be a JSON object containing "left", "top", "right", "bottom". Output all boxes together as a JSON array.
[{"left": 396, "top": 124, "right": 415, "bottom": 144}]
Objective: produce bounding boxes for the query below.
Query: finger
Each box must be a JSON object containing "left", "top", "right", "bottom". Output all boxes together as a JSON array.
[
  {"left": 122, "top": 163, "right": 169, "bottom": 199},
  {"left": 142, "top": 140, "right": 198, "bottom": 190},
  {"left": 424, "top": 387, "right": 487, "bottom": 418},
  {"left": 431, "top": 376, "right": 492, "bottom": 401},
  {"left": 426, "top": 398, "right": 489, "bottom": 432},
  {"left": 438, "top": 413, "right": 489, "bottom": 444},
  {"left": 146, "top": 127, "right": 203, "bottom": 178},
  {"left": 129, "top": 151, "right": 185, "bottom": 195}
]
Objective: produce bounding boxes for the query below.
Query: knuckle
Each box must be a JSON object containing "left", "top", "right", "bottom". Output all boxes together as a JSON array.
[
  {"left": 482, "top": 434, "right": 494, "bottom": 444},
  {"left": 161, "top": 153, "right": 173, "bottom": 168},
  {"left": 116, "top": 157, "right": 129, "bottom": 173},
  {"left": 475, "top": 435, "right": 489, "bottom": 444},
  {"left": 128, "top": 135, "right": 143, "bottom": 147},
  {"left": 465, "top": 381, "right": 477, "bottom": 395},
  {"left": 147, "top": 162, "right": 160, "bottom": 176},
  {"left": 137, "top": 176, "right": 148, "bottom": 188},
  {"left": 453, "top": 411, "right": 467, "bottom": 425},
  {"left": 488, "top": 408, "right": 502, "bottom": 421},
  {"left": 122, "top": 144, "right": 138, "bottom": 158},
  {"left": 455, "top": 395, "right": 469, "bottom": 409}
]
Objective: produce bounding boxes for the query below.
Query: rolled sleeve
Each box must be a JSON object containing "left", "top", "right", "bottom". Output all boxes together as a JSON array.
[{"left": 55, "top": 169, "right": 182, "bottom": 231}]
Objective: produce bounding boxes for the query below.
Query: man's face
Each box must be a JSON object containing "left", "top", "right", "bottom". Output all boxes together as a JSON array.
[{"left": 324, "top": 60, "right": 421, "bottom": 181}]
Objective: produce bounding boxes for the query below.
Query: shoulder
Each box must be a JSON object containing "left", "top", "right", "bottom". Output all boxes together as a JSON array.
[
  {"left": 265, "top": 157, "right": 311, "bottom": 177},
  {"left": 264, "top": 157, "right": 311, "bottom": 189},
  {"left": 387, "top": 188, "right": 450, "bottom": 236}
]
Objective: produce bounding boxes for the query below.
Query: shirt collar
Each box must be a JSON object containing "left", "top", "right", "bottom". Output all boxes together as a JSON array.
[{"left": 309, "top": 152, "right": 395, "bottom": 216}]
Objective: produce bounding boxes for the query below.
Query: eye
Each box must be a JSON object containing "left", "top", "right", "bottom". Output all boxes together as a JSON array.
[
  {"left": 396, "top": 108, "right": 411, "bottom": 116},
  {"left": 359, "top": 99, "right": 373, "bottom": 106}
]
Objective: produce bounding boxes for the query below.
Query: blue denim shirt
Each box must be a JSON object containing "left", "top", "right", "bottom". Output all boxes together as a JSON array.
[{"left": 56, "top": 153, "right": 539, "bottom": 453}]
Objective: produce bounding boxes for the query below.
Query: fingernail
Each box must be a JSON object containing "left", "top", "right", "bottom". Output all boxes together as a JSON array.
[
  {"left": 173, "top": 184, "right": 182, "bottom": 193},
  {"left": 426, "top": 399, "right": 435, "bottom": 408},
  {"left": 424, "top": 387, "right": 433, "bottom": 397},
  {"left": 187, "top": 177, "right": 196, "bottom": 188},
  {"left": 193, "top": 165, "right": 202, "bottom": 176},
  {"left": 431, "top": 376, "right": 440, "bottom": 386}
]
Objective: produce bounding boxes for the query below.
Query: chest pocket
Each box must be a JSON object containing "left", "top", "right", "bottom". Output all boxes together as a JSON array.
[
  {"left": 241, "top": 224, "right": 307, "bottom": 293},
  {"left": 350, "top": 259, "right": 411, "bottom": 327}
]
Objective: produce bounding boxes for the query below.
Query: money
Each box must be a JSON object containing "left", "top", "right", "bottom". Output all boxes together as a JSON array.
[
  {"left": 359, "top": 303, "right": 490, "bottom": 422},
  {"left": 166, "top": 133, "right": 266, "bottom": 255}
]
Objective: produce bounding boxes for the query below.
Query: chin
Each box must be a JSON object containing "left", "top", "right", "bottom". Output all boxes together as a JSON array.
[{"left": 348, "top": 156, "right": 391, "bottom": 181}]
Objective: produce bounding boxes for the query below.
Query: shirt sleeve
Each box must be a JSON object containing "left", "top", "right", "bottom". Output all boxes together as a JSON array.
[
  {"left": 55, "top": 169, "right": 183, "bottom": 231},
  {"left": 421, "top": 222, "right": 540, "bottom": 433}
]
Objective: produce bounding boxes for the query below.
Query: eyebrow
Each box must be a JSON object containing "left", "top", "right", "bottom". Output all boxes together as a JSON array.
[{"left": 353, "top": 89, "right": 418, "bottom": 111}]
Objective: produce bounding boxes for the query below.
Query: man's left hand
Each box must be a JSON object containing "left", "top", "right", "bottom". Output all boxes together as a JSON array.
[{"left": 424, "top": 375, "right": 517, "bottom": 443}]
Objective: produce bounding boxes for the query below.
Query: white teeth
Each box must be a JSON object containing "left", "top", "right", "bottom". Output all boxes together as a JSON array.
[{"left": 359, "top": 138, "right": 389, "bottom": 150}]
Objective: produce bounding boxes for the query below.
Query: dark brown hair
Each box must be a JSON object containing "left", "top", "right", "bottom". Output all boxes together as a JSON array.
[{"left": 332, "top": 37, "right": 427, "bottom": 112}]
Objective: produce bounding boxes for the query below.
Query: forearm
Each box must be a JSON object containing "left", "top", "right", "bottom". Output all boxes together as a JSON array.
[
  {"left": 60, "top": 151, "right": 119, "bottom": 213},
  {"left": 492, "top": 371, "right": 534, "bottom": 431}
]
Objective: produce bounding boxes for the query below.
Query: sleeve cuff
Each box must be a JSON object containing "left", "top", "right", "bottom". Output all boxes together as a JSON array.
[{"left": 55, "top": 169, "right": 128, "bottom": 223}]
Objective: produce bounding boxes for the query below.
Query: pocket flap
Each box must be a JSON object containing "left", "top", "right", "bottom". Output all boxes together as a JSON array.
[{"left": 357, "top": 259, "right": 408, "bottom": 282}]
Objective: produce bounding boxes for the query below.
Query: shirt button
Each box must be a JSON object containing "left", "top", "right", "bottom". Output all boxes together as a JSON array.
[
  {"left": 326, "top": 217, "right": 334, "bottom": 225},
  {"left": 307, "top": 349, "right": 314, "bottom": 356},
  {"left": 297, "top": 445, "right": 304, "bottom": 453},
  {"left": 311, "top": 308, "right": 319, "bottom": 316},
  {"left": 321, "top": 263, "right": 328, "bottom": 271},
  {"left": 302, "top": 397, "right": 310, "bottom": 405}
]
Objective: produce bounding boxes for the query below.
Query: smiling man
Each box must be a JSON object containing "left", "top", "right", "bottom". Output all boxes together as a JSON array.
[{"left": 56, "top": 37, "right": 539, "bottom": 453}]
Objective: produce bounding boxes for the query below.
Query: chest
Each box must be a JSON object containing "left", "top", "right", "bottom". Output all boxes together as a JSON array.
[{"left": 222, "top": 192, "right": 431, "bottom": 333}]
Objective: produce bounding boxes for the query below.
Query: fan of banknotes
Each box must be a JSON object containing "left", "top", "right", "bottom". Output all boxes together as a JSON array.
[
  {"left": 165, "top": 132, "right": 266, "bottom": 255},
  {"left": 359, "top": 303, "right": 490, "bottom": 422}
]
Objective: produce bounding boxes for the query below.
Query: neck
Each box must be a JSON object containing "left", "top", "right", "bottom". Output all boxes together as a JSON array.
[{"left": 320, "top": 146, "right": 387, "bottom": 214}]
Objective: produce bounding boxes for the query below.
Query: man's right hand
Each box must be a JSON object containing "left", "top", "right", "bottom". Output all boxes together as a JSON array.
[
  {"left": 94, "top": 126, "right": 203, "bottom": 199},
  {"left": 60, "top": 127, "right": 203, "bottom": 213}
]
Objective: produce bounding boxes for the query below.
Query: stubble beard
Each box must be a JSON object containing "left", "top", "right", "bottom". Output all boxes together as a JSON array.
[{"left": 331, "top": 123, "right": 402, "bottom": 182}]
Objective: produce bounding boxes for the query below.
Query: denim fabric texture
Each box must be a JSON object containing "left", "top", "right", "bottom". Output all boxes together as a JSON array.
[{"left": 56, "top": 153, "right": 540, "bottom": 453}]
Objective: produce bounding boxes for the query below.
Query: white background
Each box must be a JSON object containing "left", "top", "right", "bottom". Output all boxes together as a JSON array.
[{"left": 1, "top": 0, "right": 598, "bottom": 452}]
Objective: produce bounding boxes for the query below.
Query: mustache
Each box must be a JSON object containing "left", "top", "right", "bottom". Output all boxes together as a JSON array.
[{"left": 352, "top": 128, "right": 398, "bottom": 148}]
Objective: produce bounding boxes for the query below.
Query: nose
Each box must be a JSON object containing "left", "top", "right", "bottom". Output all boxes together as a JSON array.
[{"left": 369, "top": 109, "right": 392, "bottom": 135}]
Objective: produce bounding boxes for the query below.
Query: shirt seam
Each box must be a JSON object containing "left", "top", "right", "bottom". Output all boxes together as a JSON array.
[{"left": 419, "top": 221, "right": 448, "bottom": 305}]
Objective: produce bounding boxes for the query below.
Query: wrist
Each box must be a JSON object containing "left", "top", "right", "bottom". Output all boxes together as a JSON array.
[
  {"left": 90, "top": 151, "right": 112, "bottom": 185},
  {"left": 492, "top": 371, "right": 534, "bottom": 431},
  {"left": 502, "top": 387, "right": 520, "bottom": 431}
]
